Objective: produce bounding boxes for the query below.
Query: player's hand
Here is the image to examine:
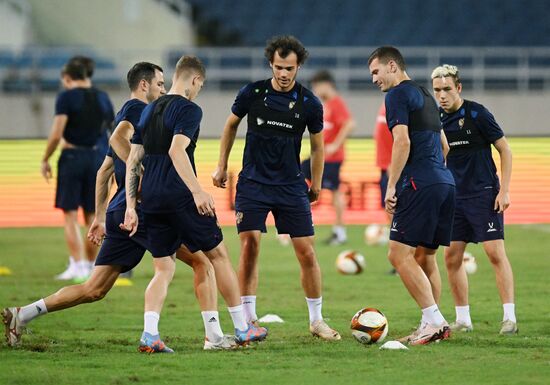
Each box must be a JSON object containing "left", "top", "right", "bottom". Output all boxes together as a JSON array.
[
  {"left": 384, "top": 185, "right": 397, "bottom": 214},
  {"left": 120, "top": 207, "right": 139, "bottom": 237},
  {"left": 212, "top": 167, "right": 228, "bottom": 188},
  {"left": 325, "top": 143, "right": 338, "bottom": 157},
  {"left": 494, "top": 190, "right": 510, "bottom": 213},
  {"left": 308, "top": 187, "right": 321, "bottom": 203},
  {"left": 193, "top": 190, "right": 216, "bottom": 217},
  {"left": 87, "top": 218, "right": 106, "bottom": 246},
  {"left": 41, "top": 160, "right": 52, "bottom": 183}
]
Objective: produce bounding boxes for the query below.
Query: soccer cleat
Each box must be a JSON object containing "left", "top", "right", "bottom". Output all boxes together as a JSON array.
[
  {"left": 499, "top": 320, "right": 518, "bottom": 335},
  {"left": 325, "top": 233, "right": 346, "bottom": 246},
  {"left": 408, "top": 323, "right": 451, "bottom": 346},
  {"left": 203, "top": 335, "right": 238, "bottom": 350},
  {"left": 450, "top": 321, "right": 473, "bottom": 332},
  {"left": 234, "top": 323, "right": 268, "bottom": 345},
  {"left": 55, "top": 261, "right": 77, "bottom": 280},
  {"left": 2, "top": 307, "right": 24, "bottom": 347},
  {"left": 310, "top": 320, "right": 341, "bottom": 341},
  {"left": 138, "top": 332, "right": 174, "bottom": 353}
]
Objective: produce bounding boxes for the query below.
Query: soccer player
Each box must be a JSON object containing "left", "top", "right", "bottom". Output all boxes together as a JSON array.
[
  {"left": 368, "top": 46, "right": 455, "bottom": 345},
  {"left": 431, "top": 64, "right": 517, "bottom": 334},
  {"left": 212, "top": 35, "right": 341, "bottom": 340},
  {"left": 42, "top": 59, "right": 114, "bottom": 281},
  {"left": 123, "top": 55, "right": 268, "bottom": 346},
  {"left": 301, "top": 70, "right": 355, "bottom": 245}
]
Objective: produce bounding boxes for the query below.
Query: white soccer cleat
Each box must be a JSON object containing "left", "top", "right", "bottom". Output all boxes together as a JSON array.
[
  {"left": 2, "top": 307, "right": 24, "bottom": 347},
  {"left": 203, "top": 335, "right": 238, "bottom": 350},
  {"left": 310, "top": 320, "right": 341, "bottom": 341},
  {"left": 408, "top": 323, "right": 451, "bottom": 346},
  {"left": 499, "top": 320, "right": 518, "bottom": 335},
  {"left": 55, "top": 257, "right": 77, "bottom": 280},
  {"left": 450, "top": 321, "right": 474, "bottom": 332}
]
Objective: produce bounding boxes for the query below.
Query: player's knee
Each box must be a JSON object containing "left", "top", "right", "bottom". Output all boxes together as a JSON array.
[
  {"left": 297, "top": 248, "right": 318, "bottom": 269},
  {"left": 83, "top": 285, "right": 108, "bottom": 302},
  {"left": 486, "top": 249, "right": 506, "bottom": 266},
  {"left": 240, "top": 236, "right": 260, "bottom": 258},
  {"left": 444, "top": 251, "right": 463, "bottom": 271}
]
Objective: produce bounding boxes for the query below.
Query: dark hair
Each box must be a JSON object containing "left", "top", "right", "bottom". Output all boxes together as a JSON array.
[
  {"left": 68, "top": 55, "right": 95, "bottom": 78},
  {"left": 127, "top": 62, "right": 164, "bottom": 91},
  {"left": 175, "top": 55, "right": 206, "bottom": 79},
  {"left": 310, "top": 70, "right": 335, "bottom": 85},
  {"left": 368, "top": 46, "right": 406, "bottom": 70},
  {"left": 265, "top": 35, "right": 308, "bottom": 65},
  {"left": 61, "top": 61, "right": 87, "bottom": 80}
]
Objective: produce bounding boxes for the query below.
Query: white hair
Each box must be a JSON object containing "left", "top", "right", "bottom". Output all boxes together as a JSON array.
[{"left": 431, "top": 64, "right": 460, "bottom": 80}]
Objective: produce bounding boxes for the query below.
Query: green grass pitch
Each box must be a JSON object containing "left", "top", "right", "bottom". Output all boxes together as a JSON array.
[{"left": 0, "top": 225, "right": 549, "bottom": 384}]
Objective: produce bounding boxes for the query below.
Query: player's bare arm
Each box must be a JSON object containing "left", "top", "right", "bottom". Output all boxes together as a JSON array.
[
  {"left": 308, "top": 131, "right": 324, "bottom": 202},
  {"left": 386, "top": 124, "right": 411, "bottom": 214},
  {"left": 109, "top": 120, "right": 135, "bottom": 162},
  {"left": 440, "top": 129, "right": 450, "bottom": 160},
  {"left": 326, "top": 118, "right": 355, "bottom": 156},
  {"left": 493, "top": 136, "right": 513, "bottom": 213},
  {"left": 88, "top": 156, "right": 114, "bottom": 246},
  {"left": 212, "top": 113, "right": 242, "bottom": 188},
  {"left": 121, "top": 143, "right": 144, "bottom": 236},
  {"left": 169, "top": 134, "right": 215, "bottom": 217},
  {"left": 41, "top": 115, "right": 68, "bottom": 182}
]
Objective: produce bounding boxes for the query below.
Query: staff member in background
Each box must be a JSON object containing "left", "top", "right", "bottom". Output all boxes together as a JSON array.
[
  {"left": 41, "top": 59, "right": 114, "bottom": 281},
  {"left": 302, "top": 70, "right": 355, "bottom": 245}
]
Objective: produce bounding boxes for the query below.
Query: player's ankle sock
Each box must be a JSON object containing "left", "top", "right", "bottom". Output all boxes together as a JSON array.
[
  {"left": 306, "top": 297, "right": 323, "bottom": 324},
  {"left": 227, "top": 305, "right": 248, "bottom": 331},
  {"left": 241, "top": 296, "right": 257, "bottom": 323},
  {"left": 18, "top": 299, "right": 48, "bottom": 325},
  {"left": 502, "top": 303, "right": 516, "bottom": 323},
  {"left": 421, "top": 304, "right": 446, "bottom": 327},
  {"left": 333, "top": 226, "right": 346, "bottom": 241},
  {"left": 144, "top": 311, "right": 160, "bottom": 335},
  {"left": 201, "top": 311, "right": 224, "bottom": 342},
  {"left": 420, "top": 313, "right": 428, "bottom": 327},
  {"left": 455, "top": 305, "right": 472, "bottom": 325}
]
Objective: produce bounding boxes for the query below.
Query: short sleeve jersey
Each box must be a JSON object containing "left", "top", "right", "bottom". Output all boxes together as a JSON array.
[
  {"left": 385, "top": 80, "right": 454, "bottom": 194},
  {"left": 374, "top": 102, "right": 393, "bottom": 170},
  {"left": 106, "top": 99, "right": 147, "bottom": 213},
  {"left": 322, "top": 95, "right": 351, "bottom": 163},
  {"left": 232, "top": 79, "right": 323, "bottom": 185},
  {"left": 132, "top": 95, "right": 202, "bottom": 213},
  {"left": 440, "top": 100, "right": 503, "bottom": 198},
  {"left": 55, "top": 87, "right": 114, "bottom": 147}
]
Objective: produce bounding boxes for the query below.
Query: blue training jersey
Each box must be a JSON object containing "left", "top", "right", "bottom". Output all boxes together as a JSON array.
[
  {"left": 55, "top": 87, "right": 114, "bottom": 147},
  {"left": 232, "top": 80, "right": 323, "bottom": 185},
  {"left": 441, "top": 100, "right": 503, "bottom": 199},
  {"left": 106, "top": 99, "right": 147, "bottom": 213},
  {"left": 132, "top": 95, "right": 202, "bottom": 213},
  {"left": 385, "top": 80, "right": 455, "bottom": 195}
]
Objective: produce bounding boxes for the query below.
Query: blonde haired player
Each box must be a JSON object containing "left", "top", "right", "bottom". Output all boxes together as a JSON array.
[{"left": 432, "top": 64, "right": 517, "bottom": 334}]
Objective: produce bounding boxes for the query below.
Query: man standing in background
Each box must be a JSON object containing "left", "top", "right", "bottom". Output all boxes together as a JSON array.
[
  {"left": 301, "top": 70, "right": 355, "bottom": 245},
  {"left": 41, "top": 58, "right": 114, "bottom": 281}
]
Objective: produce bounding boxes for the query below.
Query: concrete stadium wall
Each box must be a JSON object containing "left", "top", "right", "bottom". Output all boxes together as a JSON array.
[
  {"left": 0, "top": 91, "right": 548, "bottom": 139},
  {"left": 26, "top": 0, "right": 193, "bottom": 68}
]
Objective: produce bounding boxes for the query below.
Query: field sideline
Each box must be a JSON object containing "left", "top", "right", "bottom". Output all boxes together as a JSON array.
[{"left": 0, "top": 224, "right": 549, "bottom": 384}]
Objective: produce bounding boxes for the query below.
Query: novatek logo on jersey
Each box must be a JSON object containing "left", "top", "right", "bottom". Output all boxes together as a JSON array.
[
  {"left": 267, "top": 120, "right": 293, "bottom": 129},
  {"left": 449, "top": 140, "right": 470, "bottom": 147},
  {"left": 257, "top": 117, "right": 265, "bottom": 126},
  {"left": 487, "top": 222, "right": 497, "bottom": 232}
]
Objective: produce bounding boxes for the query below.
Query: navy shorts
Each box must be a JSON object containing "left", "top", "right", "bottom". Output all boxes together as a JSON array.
[
  {"left": 390, "top": 184, "right": 456, "bottom": 249},
  {"left": 95, "top": 210, "right": 148, "bottom": 273},
  {"left": 379, "top": 170, "right": 388, "bottom": 208},
  {"left": 143, "top": 201, "right": 223, "bottom": 257},
  {"left": 301, "top": 159, "right": 342, "bottom": 191},
  {"left": 452, "top": 191, "right": 504, "bottom": 243},
  {"left": 55, "top": 148, "right": 101, "bottom": 212},
  {"left": 235, "top": 177, "right": 314, "bottom": 238}
]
